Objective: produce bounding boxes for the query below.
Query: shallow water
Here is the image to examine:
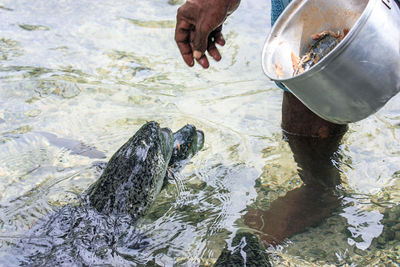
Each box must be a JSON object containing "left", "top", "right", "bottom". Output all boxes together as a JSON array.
[{"left": 0, "top": 0, "right": 399, "bottom": 266}]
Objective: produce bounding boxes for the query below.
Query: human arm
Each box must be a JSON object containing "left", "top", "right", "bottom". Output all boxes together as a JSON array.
[{"left": 174, "top": 0, "right": 240, "bottom": 68}]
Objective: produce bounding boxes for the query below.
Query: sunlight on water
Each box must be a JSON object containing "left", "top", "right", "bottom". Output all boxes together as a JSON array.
[{"left": 0, "top": 0, "right": 399, "bottom": 266}]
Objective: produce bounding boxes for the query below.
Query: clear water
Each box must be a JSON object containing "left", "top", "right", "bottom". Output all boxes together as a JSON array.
[{"left": 0, "top": 0, "right": 399, "bottom": 266}]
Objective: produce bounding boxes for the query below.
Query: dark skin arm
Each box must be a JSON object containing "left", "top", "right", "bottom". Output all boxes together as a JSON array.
[{"left": 175, "top": 0, "right": 240, "bottom": 68}]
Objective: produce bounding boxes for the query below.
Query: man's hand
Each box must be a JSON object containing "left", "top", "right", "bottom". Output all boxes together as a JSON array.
[{"left": 175, "top": 0, "right": 240, "bottom": 68}]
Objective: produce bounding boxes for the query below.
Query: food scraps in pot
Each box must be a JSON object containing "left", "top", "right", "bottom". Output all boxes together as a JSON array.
[{"left": 292, "top": 29, "right": 349, "bottom": 76}]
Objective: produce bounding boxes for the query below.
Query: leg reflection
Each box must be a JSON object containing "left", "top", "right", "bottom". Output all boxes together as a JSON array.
[{"left": 244, "top": 131, "right": 347, "bottom": 247}]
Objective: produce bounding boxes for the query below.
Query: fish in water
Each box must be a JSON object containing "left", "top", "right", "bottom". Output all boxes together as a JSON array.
[
  {"left": 86, "top": 121, "right": 204, "bottom": 219},
  {"left": 14, "top": 121, "right": 204, "bottom": 266},
  {"left": 292, "top": 30, "right": 347, "bottom": 76},
  {"left": 37, "top": 131, "right": 107, "bottom": 159},
  {"left": 214, "top": 232, "right": 271, "bottom": 267}
]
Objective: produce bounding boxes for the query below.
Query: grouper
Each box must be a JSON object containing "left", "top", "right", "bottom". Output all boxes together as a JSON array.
[
  {"left": 15, "top": 121, "right": 204, "bottom": 266},
  {"left": 86, "top": 121, "right": 204, "bottom": 219}
]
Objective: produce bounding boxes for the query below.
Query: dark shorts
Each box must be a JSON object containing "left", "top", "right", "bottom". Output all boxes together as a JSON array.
[{"left": 271, "top": 0, "right": 292, "bottom": 26}]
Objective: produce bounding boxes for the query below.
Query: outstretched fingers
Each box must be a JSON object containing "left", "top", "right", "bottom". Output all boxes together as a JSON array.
[
  {"left": 207, "top": 26, "right": 224, "bottom": 61},
  {"left": 175, "top": 2, "right": 229, "bottom": 69},
  {"left": 195, "top": 54, "right": 210, "bottom": 68},
  {"left": 189, "top": 29, "right": 209, "bottom": 68},
  {"left": 213, "top": 26, "right": 226, "bottom": 46},
  {"left": 175, "top": 19, "right": 195, "bottom": 67}
]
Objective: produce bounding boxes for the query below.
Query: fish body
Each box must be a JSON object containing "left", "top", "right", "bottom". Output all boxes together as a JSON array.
[
  {"left": 15, "top": 121, "right": 204, "bottom": 266},
  {"left": 294, "top": 31, "right": 342, "bottom": 75},
  {"left": 87, "top": 121, "right": 204, "bottom": 219},
  {"left": 86, "top": 121, "right": 174, "bottom": 219}
]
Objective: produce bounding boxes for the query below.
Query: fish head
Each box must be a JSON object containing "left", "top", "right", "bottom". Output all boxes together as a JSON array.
[{"left": 168, "top": 124, "right": 204, "bottom": 171}]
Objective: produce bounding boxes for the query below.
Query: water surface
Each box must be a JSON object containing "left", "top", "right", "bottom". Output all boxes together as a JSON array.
[{"left": 0, "top": 0, "right": 399, "bottom": 266}]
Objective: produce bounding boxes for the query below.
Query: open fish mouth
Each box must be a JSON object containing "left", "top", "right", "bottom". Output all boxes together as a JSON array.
[{"left": 168, "top": 124, "right": 205, "bottom": 170}]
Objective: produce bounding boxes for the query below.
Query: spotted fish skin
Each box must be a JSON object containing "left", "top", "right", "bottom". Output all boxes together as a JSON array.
[
  {"left": 14, "top": 121, "right": 204, "bottom": 266},
  {"left": 294, "top": 31, "right": 341, "bottom": 75},
  {"left": 86, "top": 121, "right": 204, "bottom": 220},
  {"left": 86, "top": 122, "right": 174, "bottom": 219}
]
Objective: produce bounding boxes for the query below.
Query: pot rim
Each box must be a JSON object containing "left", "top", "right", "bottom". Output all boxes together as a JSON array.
[{"left": 262, "top": 0, "right": 376, "bottom": 82}]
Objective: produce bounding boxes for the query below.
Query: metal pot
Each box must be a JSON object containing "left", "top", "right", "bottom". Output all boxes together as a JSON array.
[{"left": 262, "top": 0, "right": 400, "bottom": 124}]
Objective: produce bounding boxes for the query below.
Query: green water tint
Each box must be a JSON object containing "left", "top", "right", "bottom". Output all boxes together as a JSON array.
[
  {"left": 0, "top": 0, "right": 399, "bottom": 266},
  {"left": 0, "top": 38, "right": 23, "bottom": 60},
  {"left": 18, "top": 24, "right": 50, "bottom": 31},
  {"left": 0, "top": 4, "right": 12, "bottom": 11},
  {"left": 124, "top": 18, "right": 176, "bottom": 29}
]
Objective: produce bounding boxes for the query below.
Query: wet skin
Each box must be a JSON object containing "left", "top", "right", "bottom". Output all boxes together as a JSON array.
[
  {"left": 244, "top": 131, "right": 347, "bottom": 247},
  {"left": 241, "top": 92, "right": 348, "bottom": 248}
]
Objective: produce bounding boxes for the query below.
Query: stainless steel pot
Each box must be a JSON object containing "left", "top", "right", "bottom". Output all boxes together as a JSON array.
[{"left": 262, "top": 0, "right": 400, "bottom": 124}]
